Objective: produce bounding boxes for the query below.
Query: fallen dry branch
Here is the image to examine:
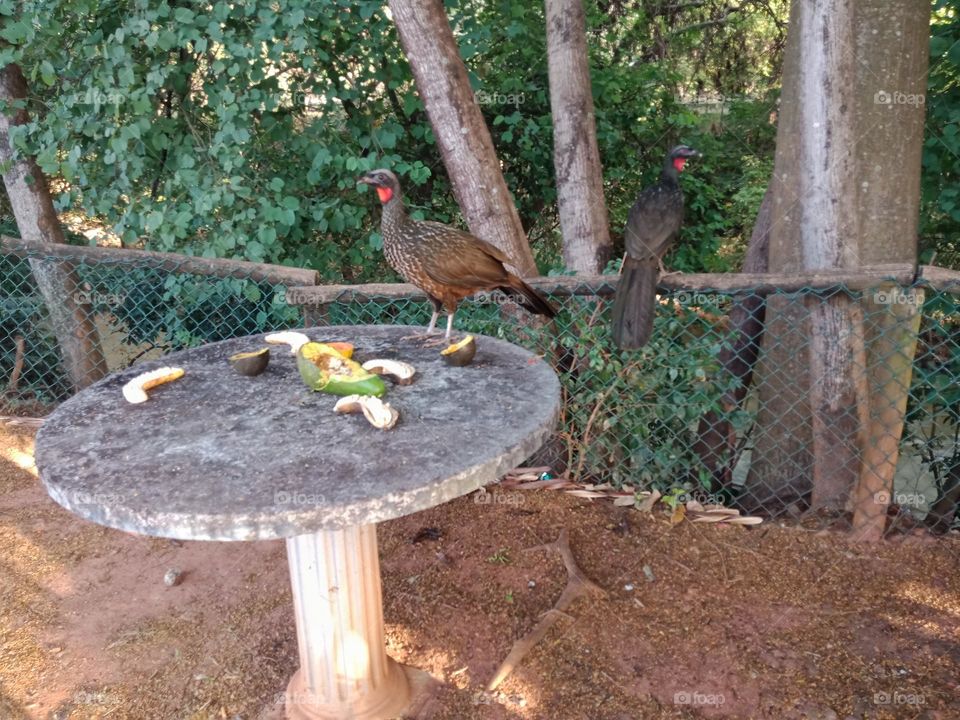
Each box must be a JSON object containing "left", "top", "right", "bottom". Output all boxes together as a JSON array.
[
  {"left": 486, "top": 529, "right": 605, "bottom": 692},
  {"left": 6, "top": 335, "right": 25, "bottom": 392},
  {"left": 0, "top": 415, "right": 45, "bottom": 428}
]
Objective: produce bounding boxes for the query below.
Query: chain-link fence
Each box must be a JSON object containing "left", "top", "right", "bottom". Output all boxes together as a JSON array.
[
  {"left": 3, "top": 244, "right": 959, "bottom": 536},
  {"left": 1, "top": 244, "right": 302, "bottom": 410}
]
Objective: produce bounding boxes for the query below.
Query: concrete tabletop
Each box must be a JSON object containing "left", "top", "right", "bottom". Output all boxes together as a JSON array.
[{"left": 35, "top": 325, "right": 561, "bottom": 541}]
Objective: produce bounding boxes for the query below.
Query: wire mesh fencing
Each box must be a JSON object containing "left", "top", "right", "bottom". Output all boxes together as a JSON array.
[
  {"left": 295, "top": 278, "right": 960, "bottom": 537},
  {"left": 2, "top": 244, "right": 959, "bottom": 537},
  {"left": 1, "top": 245, "right": 300, "bottom": 410}
]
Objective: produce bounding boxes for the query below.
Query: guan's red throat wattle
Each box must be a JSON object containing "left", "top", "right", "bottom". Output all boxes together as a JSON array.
[
  {"left": 376, "top": 187, "right": 393, "bottom": 203},
  {"left": 673, "top": 157, "right": 687, "bottom": 172}
]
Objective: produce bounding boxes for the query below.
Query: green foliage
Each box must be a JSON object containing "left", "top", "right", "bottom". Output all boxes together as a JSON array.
[
  {"left": 552, "top": 293, "right": 751, "bottom": 489},
  {"left": 922, "top": 0, "right": 960, "bottom": 268},
  {"left": 102, "top": 269, "right": 299, "bottom": 351},
  {"left": 5, "top": 0, "right": 435, "bottom": 282},
  {"left": 906, "top": 290, "right": 960, "bottom": 501},
  {"left": 453, "top": 0, "right": 781, "bottom": 273},
  {"left": 4, "top": 0, "right": 785, "bottom": 284}
]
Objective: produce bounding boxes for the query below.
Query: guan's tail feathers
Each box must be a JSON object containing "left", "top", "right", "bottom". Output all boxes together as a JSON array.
[
  {"left": 502, "top": 279, "right": 557, "bottom": 319},
  {"left": 611, "top": 257, "right": 658, "bottom": 349}
]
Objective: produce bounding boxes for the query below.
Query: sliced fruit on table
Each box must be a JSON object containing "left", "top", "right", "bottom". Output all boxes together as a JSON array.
[
  {"left": 361, "top": 358, "right": 416, "bottom": 385},
  {"left": 323, "top": 342, "right": 354, "bottom": 359},
  {"left": 265, "top": 331, "right": 311, "bottom": 354},
  {"left": 334, "top": 394, "right": 400, "bottom": 430},
  {"left": 296, "top": 342, "right": 387, "bottom": 397},
  {"left": 122, "top": 367, "right": 185, "bottom": 404},
  {"left": 440, "top": 335, "right": 476, "bottom": 367},
  {"left": 228, "top": 347, "right": 270, "bottom": 376}
]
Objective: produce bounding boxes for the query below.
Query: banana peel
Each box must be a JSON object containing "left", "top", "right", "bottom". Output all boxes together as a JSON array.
[
  {"left": 122, "top": 367, "right": 185, "bottom": 404},
  {"left": 296, "top": 342, "right": 386, "bottom": 397},
  {"left": 334, "top": 394, "right": 399, "bottom": 430}
]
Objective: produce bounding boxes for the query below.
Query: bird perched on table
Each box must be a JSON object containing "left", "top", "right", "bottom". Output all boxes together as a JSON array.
[
  {"left": 359, "top": 168, "right": 556, "bottom": 340},
  {"left": 611, "top": 145, "right": 700, "bottom": 350}
]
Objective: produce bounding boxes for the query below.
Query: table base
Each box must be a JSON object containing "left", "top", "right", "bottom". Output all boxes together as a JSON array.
[{"left": 285, "top": 524, "right": 411, "bottom": 719}]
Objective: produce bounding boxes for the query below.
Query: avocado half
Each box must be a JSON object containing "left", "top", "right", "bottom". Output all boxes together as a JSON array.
[
  {"left": 296, "top": 342, "right": 387, "bottom": 397},
  {"left": 440, "top": 335, "right": 477, "bottom": 367},
  {"left": 229, "top": 347, "right": 270, "bottom": 376}
]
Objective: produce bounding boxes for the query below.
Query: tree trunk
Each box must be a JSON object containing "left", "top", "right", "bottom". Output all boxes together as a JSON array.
[
  {"left": 545, "top": 0, "right": 612, "bottom": 274},
  {"left": 744, "top": 0, "right": 928, "bottom": 523},
  {"left": 387, "top": 0, "right": 538, "bottom": 276},
  {"left": 848, "top": 0, "right": 929, "bottom": 539},
  {"left": 790, "top": 0, "right": 866, "bottom": 515},
  {"left": 0, "top": 62, "right": 108, "bottom": 391},
  {"left": 692, "top": 188, "right": 771, "bottom": 490}
]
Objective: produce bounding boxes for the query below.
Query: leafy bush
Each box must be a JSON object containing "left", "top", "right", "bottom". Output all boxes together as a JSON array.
[
  {"left": 922, "top": 0, "right": 960, "bottom": 268},
  {"left": 2, "top": 0, "right": 785, "bottom": 282}
]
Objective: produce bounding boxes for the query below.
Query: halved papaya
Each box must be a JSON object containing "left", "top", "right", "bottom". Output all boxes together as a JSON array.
[
  {"left": 296, "top": 342, "right": 386, "bottom": 397},
  {"left": 324, "top": 342, "right": 355, "bottom": 359}
]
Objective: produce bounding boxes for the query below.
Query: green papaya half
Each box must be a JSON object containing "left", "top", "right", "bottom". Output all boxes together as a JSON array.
[{"left": 296, "top": 342, "right": 387, "bottom": 397}]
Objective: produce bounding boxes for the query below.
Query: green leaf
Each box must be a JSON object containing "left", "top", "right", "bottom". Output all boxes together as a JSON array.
[
  {"left": 145, "top": 212, "right": 164, "bottom": 232},
  {"left": 174, "top": 7, "right": 195, "bottom": 24},
  {"left": 40, "top": 60, "right": 56, "bottom": 86}
]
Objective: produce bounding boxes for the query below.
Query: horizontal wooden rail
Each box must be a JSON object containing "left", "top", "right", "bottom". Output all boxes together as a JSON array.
[
  {"left": 287, "top": 263, "right": 960, "bottom": 306},
  {"left": 1, "top": 236, "right": 320, "bottom": 287}
]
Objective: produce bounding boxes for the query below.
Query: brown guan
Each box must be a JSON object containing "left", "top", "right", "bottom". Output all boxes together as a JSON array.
[
  {"left": 359, "top": 169, "right": 556, "bottom": 339},
  {"left": 611, "top": 145, "right": 700, "bottom": 349}
]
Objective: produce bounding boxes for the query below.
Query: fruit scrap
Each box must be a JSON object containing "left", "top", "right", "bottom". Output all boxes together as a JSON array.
[
  {"left": 441, "top": 335, "right": 476, "bottom": 367},
  {"left": 334, "top": 394, "right": 400, "bottom": 430},
  {"left": 361, "top": 358, "right": 416, "bottom": 385},
  {"left": 265, "top": 331, "right": 311, "bottom": 354},
  {"left": 324, "top": 342, "right": 354, "bottom": 359},
  {"left": 122, "top": 367, "right": 185, "bottom": 404},
  {"left": 296, "top": 342, "right": 387, "bottom": 397},
  {"left": 228, "top": 347, "right": 270, "bottom": 376}
]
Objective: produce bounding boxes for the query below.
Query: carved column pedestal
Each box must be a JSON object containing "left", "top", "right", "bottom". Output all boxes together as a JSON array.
[{"left": 285, "top": 524, "right": 410, "bottom": 719}]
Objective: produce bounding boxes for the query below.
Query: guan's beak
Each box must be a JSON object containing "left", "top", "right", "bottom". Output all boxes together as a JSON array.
[{"left": 357, "top": 175, "right": 374, "bottom": 186}]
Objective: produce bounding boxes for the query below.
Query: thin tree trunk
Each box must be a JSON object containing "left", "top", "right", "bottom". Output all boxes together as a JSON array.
[
  {"left": 692, "top": 188, "right": 771, "bottom": 489},
  {"left": 387, "top": 0, "right": 538, "bottom": 276},
  {"left": 794, "top": 0, "right": 866, "bottom": 513},
  {"left": 545, "top": 0, "right": 612, "bottom": 274},
  {"left": 0, "top": 62, "right": 107, "bottom": 391}
]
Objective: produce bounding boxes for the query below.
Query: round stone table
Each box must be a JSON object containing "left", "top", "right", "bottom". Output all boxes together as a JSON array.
[{"left": 35, "top": 325, "right": 561, "bottom": 720}]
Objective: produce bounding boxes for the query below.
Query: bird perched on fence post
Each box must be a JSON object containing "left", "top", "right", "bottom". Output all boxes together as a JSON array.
[
  {"left": 359, "top": 168, "right": 556, "bottom": 340},
  {"left": 611, "top": 145, "right": 700, "bottom": 350}
]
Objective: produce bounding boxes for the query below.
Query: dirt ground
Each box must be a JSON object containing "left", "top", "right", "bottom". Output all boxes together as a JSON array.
[{"left": 1, "top": 421, "right": 959, "bottom": 720}]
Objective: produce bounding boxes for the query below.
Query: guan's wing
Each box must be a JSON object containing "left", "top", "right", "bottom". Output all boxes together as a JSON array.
[
  {"left": 624, "top": 185, "right": 684, "bottom": 261},
  {"left": 414, "top": 221, "right": 511, "bottom": 288}
]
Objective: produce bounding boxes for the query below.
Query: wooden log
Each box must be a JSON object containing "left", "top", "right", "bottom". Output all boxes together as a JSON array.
[
  {"left": 286, "top": 264, "right": 923, "bottom": 306},
  {"left": 919, "top": 265, "right": 960, "bottom": 294},
  {"left": 1, "top": 236, "right": 320, "bottom": 287}
]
